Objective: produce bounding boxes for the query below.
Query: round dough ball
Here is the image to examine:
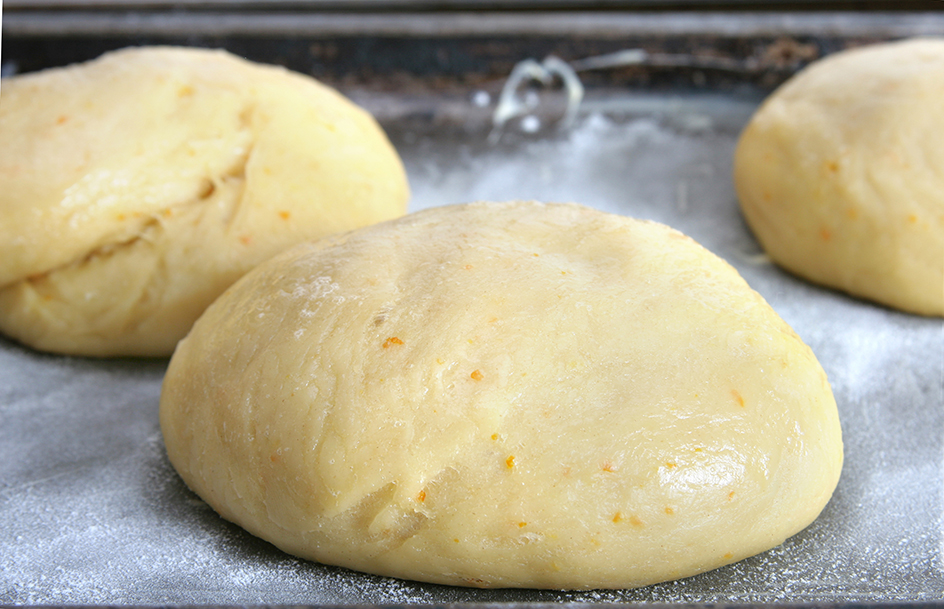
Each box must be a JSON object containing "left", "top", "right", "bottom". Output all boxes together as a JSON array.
[
  {"left": 734, "top": 38, "right": 944, "bottom": 317},
  {"left": 0, "top": 46, "right": 409, "bottom": 356},
  {"left": 160, "top": 201, "right": 843, "bottom": 589}
]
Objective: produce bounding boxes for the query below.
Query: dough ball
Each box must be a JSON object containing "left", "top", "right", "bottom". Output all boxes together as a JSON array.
[
  {"left": 734, "top": 38, "right": 944, "bottom": 316},
  {"left": 160, "top": 201, "right": 843, "bottom": 589},
  {"left": 0, "top": 46, "right": 409, "bottom": 356}
]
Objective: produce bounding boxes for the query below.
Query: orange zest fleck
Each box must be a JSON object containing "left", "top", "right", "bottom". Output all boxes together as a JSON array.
[
  {"left": 629, "top": 515, "right": 644, "bottom": 527},
  {"left": 491, "top": 433, "right": 499, "bottom": 441},
  {"left": 505, "top": 455, "right": 515, "bottom": 469},
  {"left": 239, "top": 235, "right": 252, "bottom": 245},
  {"left": 382, "top": 337, "right": 404, "bottom": 348},
  {"left": 732, "top": 389, "right": 745, "bottom": 408},
  {"left": 908, "top": 214, "right": 918, "bottom": 224},
  {"left": 665, "top": 462, "right": 677, "bottom": 469},
  {"left": 728, "top": 491, "right": 736, "bottom": 500},
  {"left": 464, "top": 264, "right": 473, "bottom": 270},
  {"left": 471, "top": 369, "right": 483, "bottom": 381},
  {"left": 665, "top": 506, "right": 674, "bottom": 515},
  {"left": 518, "top": 522, "right": 527, "bottom": 528},
  {"left": 819, "top": 227, "right": 832, "bottom": 241},
  {"left": 417, "top": 490, "right": 426, "bottom": 502},
  {"left": 723, "top": 552, "right": 734, "bottom": 560},
  {"left": 56, "top": 115, "right": 69, "bottom": 125},
  {"left": 612, "top": 512, "right": 622, "bottom": 523},
  {"left": 601, "top": 461, "right": 615, "bottom": 473},
  {"left": 278, "top": 210, "right": 291, "bottom": 220}
]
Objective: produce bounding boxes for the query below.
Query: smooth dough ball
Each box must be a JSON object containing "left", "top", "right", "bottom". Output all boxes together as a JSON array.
[
  {"left": 734, "top": 38, "right": 944, "bottom": 317},
  {"left": 160, "top": 201, "right": 843, "bottom": 590},
  {"left": 0, "top": 46, "right": 409, "bottom": 356}
]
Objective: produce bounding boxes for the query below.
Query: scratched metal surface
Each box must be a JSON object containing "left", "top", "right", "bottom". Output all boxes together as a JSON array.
[{"left": 0, "top": 85, "right": 942, "bottom": 604}]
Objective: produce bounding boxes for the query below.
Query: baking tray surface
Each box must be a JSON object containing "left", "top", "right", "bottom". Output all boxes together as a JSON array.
[{"left": 0, "top": 89, "right": 942, "bottom": 605}]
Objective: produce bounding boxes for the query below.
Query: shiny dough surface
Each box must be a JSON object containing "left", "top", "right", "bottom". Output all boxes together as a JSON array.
[
  {"left": 734, "top": 38, "right": 944, "bottom": 316},
  {"left": 160, "top": 201, "right": 843, "bottom": 589},
  {"left": 0, "top": 46, "right": 409, "bottom": 356}
]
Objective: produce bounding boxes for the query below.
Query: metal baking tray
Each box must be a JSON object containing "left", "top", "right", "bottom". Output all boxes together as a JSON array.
[{"left": 2, "top": 5, "right": 943, "bottom": 605}]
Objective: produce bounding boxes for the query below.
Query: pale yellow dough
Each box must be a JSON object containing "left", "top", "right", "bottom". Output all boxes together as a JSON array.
[
  {"left": 160, "top": 201, "right": 843, "bottom": 590},
  {"left": 734, "top": 38, "right": 944, "bottom": 317},
  {"left": 0, "top": 46, "right": 409, "bottom": 356}
]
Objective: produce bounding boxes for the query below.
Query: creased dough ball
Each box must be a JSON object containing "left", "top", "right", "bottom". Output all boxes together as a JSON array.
[
  {"left": 0, "top": 46, "right": 409, "bottom": 356},
  {"left": 160, "top": 201, "right": 842, "bottom": 589},
  {"left": 734, "top": 38, "right": 944, "bottom": 317}
]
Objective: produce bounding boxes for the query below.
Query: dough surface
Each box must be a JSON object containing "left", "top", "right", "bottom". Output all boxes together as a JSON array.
[
  {"left": 0, "top": 46, "right": 409, "bottom": 356},
  {"left": 734, "top": 38, "right": 944, "bottom": 316},
  {"left": 160, "top": 201, "right": 843, "bottom": 589}
]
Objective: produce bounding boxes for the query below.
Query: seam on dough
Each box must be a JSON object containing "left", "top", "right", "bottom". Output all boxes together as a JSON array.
[
  {"left": 120, "top": 235, "right": 172, "bottom": 336},
  {"left": 221, "top": 144, "right": 254, "bottom": 229},
  {"left": 17, "top": 129, "right": 254, "bottom": 289},
  {"left": 17, "top": 171, "right": 231, "bottom": 287},
  {"left": 222, "top": 104, "right": 258, "bottom": 228},
  {"left": 334, "top": 481, "right": 431, "bottom": 554},
  {"left": 20, "top": 217, "right": 163, "bottom": 287}
]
